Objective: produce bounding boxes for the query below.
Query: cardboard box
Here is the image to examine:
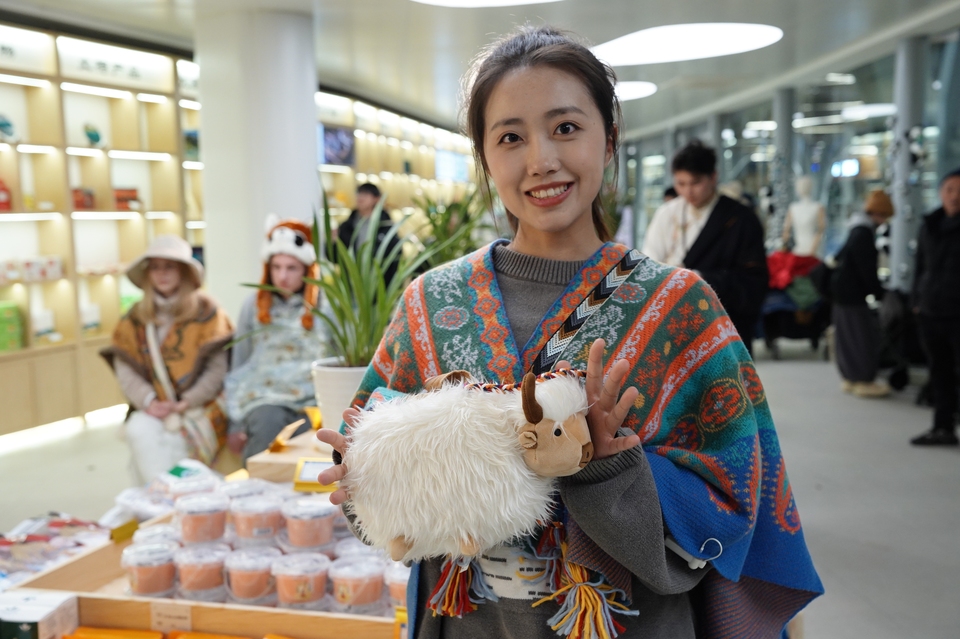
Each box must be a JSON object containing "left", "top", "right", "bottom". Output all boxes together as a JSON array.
[
  {"left": 0, "top": 301, "right": 19, "bottom": 322},
  {"left": 0, "top": 334, "right": 23, "bottom": 352},
  {"left": 1, "top": 260, "right": 20, "bottom": 284},
  {"left": 0, "top": 590, "right": 78, "bottom": 639},
  {"left": 71, "top": 189, "right": 95, "bottom": 211},
  {"left": 42, "top": 257, "right": 63, "bottom": 282}
]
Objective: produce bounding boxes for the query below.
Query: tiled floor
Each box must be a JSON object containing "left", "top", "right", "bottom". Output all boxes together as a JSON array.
[{"left": 1, "top": 342, "right": 958, "bottom": 637}]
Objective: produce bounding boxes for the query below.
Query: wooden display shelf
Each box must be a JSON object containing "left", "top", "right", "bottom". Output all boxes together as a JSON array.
[
  {"left": 246, "top": 431, "right": 335, "bottom": 483},
  {"left": 16, "top": 522, "right": 392, "bottom": 639}
]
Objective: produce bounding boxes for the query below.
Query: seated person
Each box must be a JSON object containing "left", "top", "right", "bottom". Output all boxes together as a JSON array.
[{"left": 225, "top": 216, "right": 331, "bottom": 461}]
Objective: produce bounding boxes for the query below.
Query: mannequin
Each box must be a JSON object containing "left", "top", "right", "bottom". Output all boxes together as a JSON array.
[{"left": 782, "top": 176, "right": 826, "bottom": 256}]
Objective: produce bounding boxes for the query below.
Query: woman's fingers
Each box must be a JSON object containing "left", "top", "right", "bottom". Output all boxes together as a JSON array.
[
  {"left": 585, "top": 339, "right": 606, "bottom": 402},
  {"left": 316, "top": 428, "right": 347, "bottom": 455},
  {"left": 598, "top": 359, "right": 628, "bottom": 412},
  {"left": 343, "top": 407, "right": 361, "bottom": 428},
  {"left": 607, "top": 386, "right": 639, "bottom": 432},
  {"left": 317, "top": 462, "right": 346, "bottom": 486},
  {"left": 327, "top": 488, "right": 349, "bottom": 506}
]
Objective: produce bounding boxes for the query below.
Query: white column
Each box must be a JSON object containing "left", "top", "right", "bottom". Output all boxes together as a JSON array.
[
  {"left": 705, "top": 113, "right": 723, "bottom": 179},
  {"left": 195, "top": 1, "right": 318, "bottom": 319},
  {"left": 770, "top": 87, "right": 796, "bottom": 245},
  {"left": 890, "top": 36, "right": 926, "bottom": 293}
]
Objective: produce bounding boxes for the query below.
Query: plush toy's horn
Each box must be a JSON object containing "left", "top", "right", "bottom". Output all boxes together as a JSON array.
[{"left": 521, "top": 372, "right": 543, "bottom": 424}]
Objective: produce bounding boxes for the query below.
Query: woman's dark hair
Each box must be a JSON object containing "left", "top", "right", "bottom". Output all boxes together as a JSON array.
[
  {"left": 671, "top": 140, "right": 717, "bottom": 177},
  {"left": 463, "top": 25, "right": 622, "bottom": 242}
]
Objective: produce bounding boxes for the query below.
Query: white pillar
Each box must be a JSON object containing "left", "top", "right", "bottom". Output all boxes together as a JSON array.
[
  {"left": 195, "top": 1, "right": 318, "bottom": 319},
  {"left": 890, "top": 37, "right": 926, "bottom": 293},
  {"left": 770, "top": 87, "right": 796, "bottom": 245},
  {"left": 706, "top": 113, "right": 723, "bottom": 180}
]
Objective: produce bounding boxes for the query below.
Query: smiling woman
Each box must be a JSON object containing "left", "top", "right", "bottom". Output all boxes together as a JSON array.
[{"left": 320, "top": 23, "right": 822, "bottom": 639}]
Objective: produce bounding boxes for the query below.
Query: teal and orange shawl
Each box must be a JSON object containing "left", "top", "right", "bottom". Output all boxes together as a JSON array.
[{"left": 349, "top": 240, "right": 823, "bottom": 637}]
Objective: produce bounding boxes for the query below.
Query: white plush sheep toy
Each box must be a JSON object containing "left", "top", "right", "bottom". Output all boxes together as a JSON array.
[{"left": 342, "top": 369, "right": 593, "bottom": 563}]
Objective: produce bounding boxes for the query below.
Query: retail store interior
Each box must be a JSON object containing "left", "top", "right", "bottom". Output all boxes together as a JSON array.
[{"left": 0, "top": 1, "right": 959, "bottom": 638}]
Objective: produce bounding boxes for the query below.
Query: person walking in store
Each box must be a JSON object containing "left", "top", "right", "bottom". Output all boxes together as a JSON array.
[
  {"left": 336, "top": 182, "right": 401, "bottom": 285},
  {"left": 101, "top": 235, "right": 233, "bottom": 484},
  {"left": 831, "top": 189, "right": 894, "bottom": 398},
  {"left": 662, "top": 185, "right": 678, "bottom": 202},
  {"left": 910, "top": 168, "right": 960, "bottom": 446},
  {"left": 224, "top": 216, "right": 332, "bottom": 462},
  {"left": 643, "top": 140, "right": 768, "bottom": 353},
  {"left": 316, "top": 25, "right": 821, "bottom": 639}
]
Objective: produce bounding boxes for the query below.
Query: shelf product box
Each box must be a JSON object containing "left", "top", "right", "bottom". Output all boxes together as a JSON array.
[
  {"left": 0, "top": 590, "right": 78, "bottom": 639},
  {"left": 1, "top": 260, "right": 20, "bottom": 285},
  {"left": 71, "top": 189, "right": 95, "bottom": 211},
  {"left": 22, "top": 257, "right": 64, "bottom": 283},
  {"left": 0, "top": 300, "right": 20, "bottom": 323},
  {"left": 113, "top": 189, "right": 140, "bottom": 211},
  {"left": 0, "top": 333, "right": 23, "bottom": 352}
]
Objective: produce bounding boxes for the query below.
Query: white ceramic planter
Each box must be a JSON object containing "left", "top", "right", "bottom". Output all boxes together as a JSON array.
[{"left": 311, "top": 357, "right": 367, "bottom": 427}]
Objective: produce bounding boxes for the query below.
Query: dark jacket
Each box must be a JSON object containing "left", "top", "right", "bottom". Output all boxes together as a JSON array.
[
  {"left": 912, "top": 207, "right": 960, "bottom": 318},
  {"left": 336, "top": 209, "right": 401, "bottom": 286},
  {"left": 832, "top": 220, "right": 884, "bottom": 306},
  {"left": 683, "top": 195, "right": 768, "bottom": 344}
]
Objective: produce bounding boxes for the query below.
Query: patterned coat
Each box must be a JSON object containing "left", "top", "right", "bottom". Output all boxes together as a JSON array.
[{"left": 349, "top": 241, "right": 822, "bottom": 638}]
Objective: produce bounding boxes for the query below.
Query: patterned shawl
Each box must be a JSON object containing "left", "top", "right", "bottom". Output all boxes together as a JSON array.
[{"left": 349, "top": 240, "right": 823, "bottom": 637}]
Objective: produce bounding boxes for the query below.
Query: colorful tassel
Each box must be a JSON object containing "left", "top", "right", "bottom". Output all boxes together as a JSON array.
[
  {"left": 532, "top": 542, "right": 639, "bottom": 639},
  {"left": 519, "top": 521, "right": 564, "bottom": 594},
  {"left": 427, "top": 556, "right": 497, "bottom": 618}
]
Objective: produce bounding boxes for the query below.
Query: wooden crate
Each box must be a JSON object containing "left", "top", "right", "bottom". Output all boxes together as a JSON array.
[{"left": 16, "top": 528, "right": 392, "bottom": 639}]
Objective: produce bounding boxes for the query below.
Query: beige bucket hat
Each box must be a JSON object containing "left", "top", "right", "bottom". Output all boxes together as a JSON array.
[{"left": 126, "top": 234, "right": 204, "bottom": 290}]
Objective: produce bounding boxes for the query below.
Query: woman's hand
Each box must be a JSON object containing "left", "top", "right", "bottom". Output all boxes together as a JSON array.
[
  {"left": 315, "top": 407, "right": 361, "bottom": 505},
  {"left": 145, "top": 399, "right": 174, "bottom": 419},
  {"left": 227, "top": 432, "right": 248, "bottom": 455},
  {"left": 559, "top": 338, "right": 640, "bottom": 460},
  {"left": 172, "top": 400, "right": 189, "bottom": 414}
]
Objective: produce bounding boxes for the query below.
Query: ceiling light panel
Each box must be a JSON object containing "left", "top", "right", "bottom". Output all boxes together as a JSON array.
[
  {"left": 615, "top": 81, "right": 658, "bottom": 101},
  {"left": 592, "top": 23, "right": 783, "bottom": 66}
]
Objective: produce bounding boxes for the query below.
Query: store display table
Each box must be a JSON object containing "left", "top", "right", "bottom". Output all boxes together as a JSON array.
[{"left": 246, "top": 431, "right": 334, "bottom": 483}]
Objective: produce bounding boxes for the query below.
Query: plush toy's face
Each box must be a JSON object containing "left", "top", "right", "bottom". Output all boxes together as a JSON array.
[{"left": 518, "top": 412, "right": 593, "bottom": 477}]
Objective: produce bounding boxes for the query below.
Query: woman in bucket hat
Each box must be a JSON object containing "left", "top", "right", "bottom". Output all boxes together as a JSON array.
[
  {"left": 224, "top": 215, "right": 332, "bottom": 462},
  {"left": 101, "top": 234, "right": 234, "bottom": 483}
]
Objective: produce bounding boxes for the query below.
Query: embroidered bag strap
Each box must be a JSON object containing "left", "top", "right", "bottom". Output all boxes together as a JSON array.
[{"left": 530, "top": 249, "right": 644, "bottom": 375}]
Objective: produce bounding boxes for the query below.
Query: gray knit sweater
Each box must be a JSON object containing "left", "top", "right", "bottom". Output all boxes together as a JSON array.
[{"left": 410, "top": 244, "right": 706, "bottom": 639}]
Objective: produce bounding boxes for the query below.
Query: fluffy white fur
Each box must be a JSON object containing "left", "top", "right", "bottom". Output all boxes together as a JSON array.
[{"left": 343, "top": 374, "right": 586, "bottom": 562}]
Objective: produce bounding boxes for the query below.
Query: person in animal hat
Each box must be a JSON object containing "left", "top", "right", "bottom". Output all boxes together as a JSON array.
[
  {"left": 224, "top": 214, "right": 332, "bottom": 462},
  {"left": 101, "top": 234, "right": 233, "bottom": 483}
]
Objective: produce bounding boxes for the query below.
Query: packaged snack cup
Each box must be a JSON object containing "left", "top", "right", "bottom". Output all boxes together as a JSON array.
[
  {"left": 329, "top": 557, "right": 385, "bottom": 607},
  {"left": 217, "top": 478, "right": 271, "bottom": 501},
  {"left": 121, "top": 542, "right": 178, "bottom": 597},
  {"left": 230, "top": 495, "right": 283, "bottom": 546},
  {"left": 385, "top": 562, "right": 412, "bottom": 606},
  {"left": 175, "top": 543, "right": 231, "bottom": 599},
  {"left": 281, "top": 498, "right": 337, "bottom": 548},
  {"left": 225, "top": 547, "right": 282, "bottom": 603},
  {"left": 132, "top": 524, "right": 180, "bottom": 546},
  {"left": 334, "top": 536, "right": 379, "bottom": 559},
  {"left": 271, "top": 553, "right": 331, "bottom": 607},
  {"left": 176, "top": 493, "right": 230, "bottom": 544}
]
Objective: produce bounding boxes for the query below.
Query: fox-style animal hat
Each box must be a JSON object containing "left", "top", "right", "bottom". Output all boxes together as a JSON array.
[{"left": 258, "top": 214, "right": 319, "bottom": 330}]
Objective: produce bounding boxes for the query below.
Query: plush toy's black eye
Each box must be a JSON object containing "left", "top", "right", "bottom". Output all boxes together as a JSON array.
[
  {"left": 294, "top": 235, "right": 305, "bottom": 246},
  {"left": 554, "top": 427, "right": 562, "bottom": 437}
]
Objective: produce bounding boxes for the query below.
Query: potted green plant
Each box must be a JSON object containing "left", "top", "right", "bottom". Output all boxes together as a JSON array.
[
  {"left": 304, "top": 191, "right": 474, "bottom": 420},
  {"left": 412, "top": 187, "right": 493, "bottom": 268}
]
